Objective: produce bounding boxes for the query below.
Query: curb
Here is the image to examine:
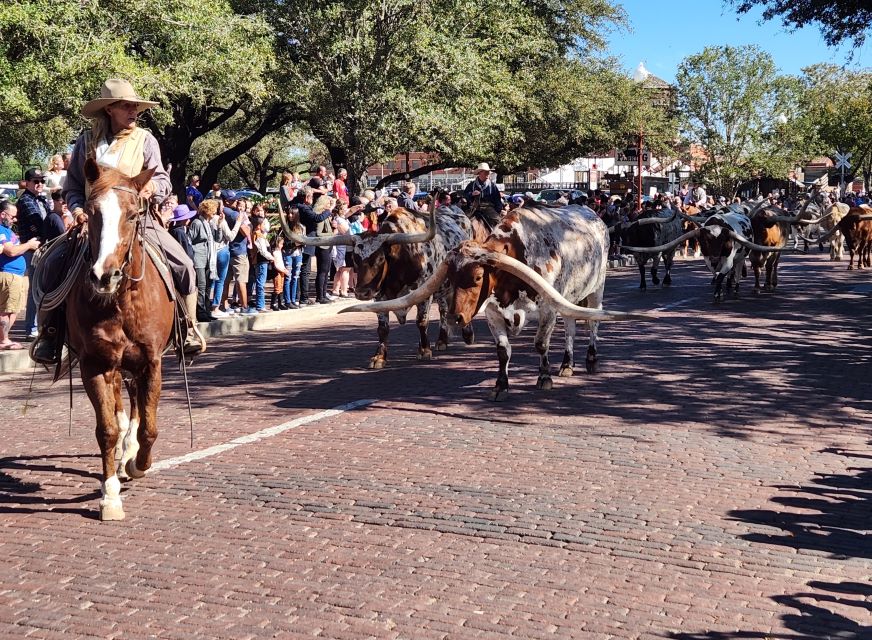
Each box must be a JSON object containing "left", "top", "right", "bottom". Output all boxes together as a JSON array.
[{"left": 0, "top": 298, "right": 359, "bottom": 375}]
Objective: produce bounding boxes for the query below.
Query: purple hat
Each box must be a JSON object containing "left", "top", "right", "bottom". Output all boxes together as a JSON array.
[{"left": 171, "top": 204, "right": 196, "bottom": 222}]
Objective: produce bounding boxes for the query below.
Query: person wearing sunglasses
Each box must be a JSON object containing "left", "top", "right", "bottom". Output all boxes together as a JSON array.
[{"left": 17, "top": 167, "right": 50, "bottom": 340}]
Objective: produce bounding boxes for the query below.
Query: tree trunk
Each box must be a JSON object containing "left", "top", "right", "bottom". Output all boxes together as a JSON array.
[{"left": 199, "top": 104, "right": 294, "bottom": 198}]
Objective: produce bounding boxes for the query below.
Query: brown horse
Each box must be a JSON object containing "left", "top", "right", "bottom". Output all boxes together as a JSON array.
[{"left": 66, "top": 160, "right": 175, "bottom": 520}]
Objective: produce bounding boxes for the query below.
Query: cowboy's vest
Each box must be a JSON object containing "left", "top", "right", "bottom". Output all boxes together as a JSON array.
[{"left": 83, "top": 127, "right": 147, "bottom": 199}]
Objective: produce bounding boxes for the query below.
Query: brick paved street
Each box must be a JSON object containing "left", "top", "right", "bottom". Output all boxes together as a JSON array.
[{"left": 1, "top": 252, "right": 870, "bottom": 639}]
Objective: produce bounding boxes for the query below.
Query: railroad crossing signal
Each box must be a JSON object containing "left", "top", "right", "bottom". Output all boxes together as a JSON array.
[{"left": 834, "top": 151, "right": 852, "bottom": 170}]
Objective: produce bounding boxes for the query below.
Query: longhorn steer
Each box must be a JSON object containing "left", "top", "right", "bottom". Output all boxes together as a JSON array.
[
  {"left": 746, "top": 203, "right": 828, "bottom": 292},
  {"left": 282, "top": 205, "right": 473, "bottom": 368},
  {"left": 812, "top": 208, "right": 872, "bottom": 270},
  {"left": 820, "top": 203, "right": 850, "bottom": 260},
  {"left": 615, "top": 208, "right": 684, "bottom": 290},
  {"left": 341, "top": 205, "right": 646, "bottom": 401},
  {"left": 624, "top": 204, "right": 793, "bottom": 301}
]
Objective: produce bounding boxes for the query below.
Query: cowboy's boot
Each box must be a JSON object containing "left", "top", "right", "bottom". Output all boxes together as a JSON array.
[
  {"left": 30, "top": 313, "right": 60, "bottom": 365},
  {"left": 183, "top": 292, "right": 207, "bottom": 357}
]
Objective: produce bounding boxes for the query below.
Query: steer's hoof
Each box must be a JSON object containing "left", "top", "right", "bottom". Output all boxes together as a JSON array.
[
  {"left": 435, "top": 340, "right": 447, "bottom": 352},
  {"left": 651, "top": 278, "right": 660, "bottom": 286},
  {"left": 417, "top": 348, "right": 433, "bottom": 361},
  {"left": 489, "top": 387, "right": 509, "bottom": 402},
  {"left": 558, "top": 365, "right": 573, "bottom": 378},
  {"left": 99, "top": 502, "right": 125, "bottom": 521},
  {"left": 368, "top": 357, "right": 385, "bottom": 370},
  {"left": 536, "top": 376, "right": 553, "bottom": 391},
  {"left": 125, "top": 458, "right": 146, "bottom": 480},
  {"left": 461, "top": 327, "right": 475, "bottom": 345}
]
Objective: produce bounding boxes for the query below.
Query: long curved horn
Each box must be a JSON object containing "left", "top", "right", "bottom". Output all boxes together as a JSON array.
[
  {"left": 678, "top": 211, "right": 707, "bottom": 226},
  {"left": 857, "top": 214, "right": 872, "bottom": 221},
  {"left": 338, "top": 261, "right": 449, "bottom": 314},
  {"left": 621, "top": 228, "right": 700, "bottom": 253},
  {"left": 381, "top": 207, "right": 437, "bottom": 245},
  {"left": 728, "top": 231, "right": 793, "bottom": 252},
  {"left": 466, "top": 249, "right": 652, "bottom": 322},
  {"left": 802, "top": 226, "right": 839, "bottom": 243},
  {"left": 288, "top": 231, "right": 357, "bottom": 247}
]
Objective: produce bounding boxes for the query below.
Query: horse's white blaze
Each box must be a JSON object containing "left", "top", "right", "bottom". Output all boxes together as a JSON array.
[{"left": 92, "top": 190, "right": 123, "bottom": 279}]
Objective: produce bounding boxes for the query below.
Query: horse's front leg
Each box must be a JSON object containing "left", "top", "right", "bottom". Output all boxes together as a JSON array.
[
  {"left": 117, "top": 378, "right": 140, "bottom": 478},
  {"left": 81, "top": 361, "right": 124, "bottom": 521},
  {"left": 126, "top": 359, "right": 162, "bottom": 480}
]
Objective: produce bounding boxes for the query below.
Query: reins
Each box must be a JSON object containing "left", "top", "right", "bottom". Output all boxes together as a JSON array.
[{"left": 111, "top": 185, "right": 149, "bottom": 284}]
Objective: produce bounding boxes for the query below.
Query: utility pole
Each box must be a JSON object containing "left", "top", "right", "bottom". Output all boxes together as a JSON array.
[{"left": 636, "top": 127, "right": 643, "bottom": 211}]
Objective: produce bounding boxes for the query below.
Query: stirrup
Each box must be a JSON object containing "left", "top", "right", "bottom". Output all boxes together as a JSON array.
[{"left": 30, "top": 328, "right": 60, "bottom": 365}]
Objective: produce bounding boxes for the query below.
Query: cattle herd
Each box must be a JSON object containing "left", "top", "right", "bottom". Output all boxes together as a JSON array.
[{"left": 283, "top": 194, "right": 872, "bottom": 401}]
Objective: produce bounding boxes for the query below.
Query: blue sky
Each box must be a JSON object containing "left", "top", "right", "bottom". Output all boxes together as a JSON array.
[{"left": 605, "top": 0, "right": 869, "bottom": 81}]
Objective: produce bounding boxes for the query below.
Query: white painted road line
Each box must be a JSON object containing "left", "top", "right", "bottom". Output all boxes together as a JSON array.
[
  {"left": 150, "top": 398, "right": 377, "bottom": 472},
  {"left": 653, "top": 297, "right": 696, "bottom": 312}
]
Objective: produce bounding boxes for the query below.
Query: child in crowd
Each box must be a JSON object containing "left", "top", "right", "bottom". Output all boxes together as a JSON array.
[
  {"left": 282, "top": 207, "right": 303, "bottom": 309},
  {"left": 249, "top": 215, "right": 273, "bottom": 312},
  {"left": 270, "top": 235, "right": 290, "bottom": 310},
  {"left": 331, "top": 202, "right": 353, "bottom": 298}
]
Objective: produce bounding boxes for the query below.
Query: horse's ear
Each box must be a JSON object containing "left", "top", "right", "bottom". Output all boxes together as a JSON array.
[
  {"left": 84, "top": 158, "right": 100, "bottom": 183},
  {"left": 132, "top": 167, "right": 156, "bottom": 193}
]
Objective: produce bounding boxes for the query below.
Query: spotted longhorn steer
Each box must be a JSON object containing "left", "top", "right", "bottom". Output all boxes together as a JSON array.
[
  {"left": 615, "top": 207, "right": 684, "bottom": 290},
  {"left": 624, "top": 204, "right": 791, "bottom": 301},
  {"left": 341, "top": 205, "right": 645, "bottom": 401},
  {"left": 282, "top": 205, "right": 473, "bottom": 368}
]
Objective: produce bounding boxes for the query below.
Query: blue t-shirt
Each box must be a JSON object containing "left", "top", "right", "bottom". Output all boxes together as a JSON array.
[
  {"left": 224, "top": 207, "right": 248, "bottom": 257},
  {"left": 0, "top": 224, "right": 26, "bottom": 275},
  {"left": 186, "top": 185, "right": 204, "bottom": 209}
]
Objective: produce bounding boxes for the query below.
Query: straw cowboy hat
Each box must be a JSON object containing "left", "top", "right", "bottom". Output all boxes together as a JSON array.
[
  {"left": 475, "top": 162, "right": 492, "bottom": 173},
  {"left": 81, "top": 79, "right": 159, "bottom": 118}
]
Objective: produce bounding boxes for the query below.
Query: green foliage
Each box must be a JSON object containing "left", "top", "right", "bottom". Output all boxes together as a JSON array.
[
  {"left": 795, "top": 64, "right": 872, "bottom": 188},
  {"left": 677, "top": 45, "right": 797, "bottom": 196},
  {"left": 730, "top": 0, "right": 872, "bottom": 48}
]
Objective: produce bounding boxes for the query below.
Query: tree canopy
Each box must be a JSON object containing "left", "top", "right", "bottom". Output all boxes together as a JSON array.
[
  {"left": 676, "top": 45, "right": 799, "bottom": 196},
  {"left": 729, "top": 0, "right": 872, "bottom": 48}
]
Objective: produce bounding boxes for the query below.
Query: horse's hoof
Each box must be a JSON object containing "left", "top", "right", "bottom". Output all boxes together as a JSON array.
[
  {"left": 99, "top": 501, "right": 125, "bottom": 521},
  {"left": 536, "top": 376, "right": 553, "bottom": 390},
  {"left": 558, "top": 366, "right": 573, "bottom": 378},
  {"left": 651, "top": 278, "right": 660, "bottom": 286},
  {"left": 663, "top": 278, "right": 671, "bottom": 287},
  {"left": 417, "top": 348, "right": 432, "bottom": 361},
  {"left": 461, "top": 327, "right": 475, "bottom": 345},
  {"left": 125, "top": 458, "right": 146, "bottom": 480},
  {"left": 489, "top": 387, "right": 509, "bottom": 402},
  {"left": 368, "top": 357, "right": 385, "bottom": 370},
  {"left": 585, "top": 359, "right": 598, "bottom": 374},
  {"left": 753, "top": 288, "right": 760, "bottom": 295},
  {"left": 435, "top": 341, "right": 447, "bottom": 352}
]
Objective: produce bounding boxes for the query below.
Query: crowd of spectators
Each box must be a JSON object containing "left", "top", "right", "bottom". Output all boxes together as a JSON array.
[{"left": 2, "top": 149, "right": 871, "bottom": 347}]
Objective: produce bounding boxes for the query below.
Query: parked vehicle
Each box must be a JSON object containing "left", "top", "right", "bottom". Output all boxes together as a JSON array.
[{"left": 537, "top": 188, "right": 585, "bottom": 203}]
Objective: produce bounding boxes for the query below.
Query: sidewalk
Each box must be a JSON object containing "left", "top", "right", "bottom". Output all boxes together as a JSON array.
[{"left": 0, "top": 298, "right": 359, "bottom": 374}]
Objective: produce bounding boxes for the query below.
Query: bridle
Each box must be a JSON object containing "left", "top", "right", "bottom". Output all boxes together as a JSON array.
[{"left": 89, "top": 185, "right": 149, "bottom": 286}]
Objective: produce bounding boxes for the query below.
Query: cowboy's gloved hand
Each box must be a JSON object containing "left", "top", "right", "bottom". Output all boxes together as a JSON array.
[
  {"left": 73, "top": 207, "right": 88, "bottom": 225},
  {"left": 139, "top": 180, "right": 156, "bottom": 201}
]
